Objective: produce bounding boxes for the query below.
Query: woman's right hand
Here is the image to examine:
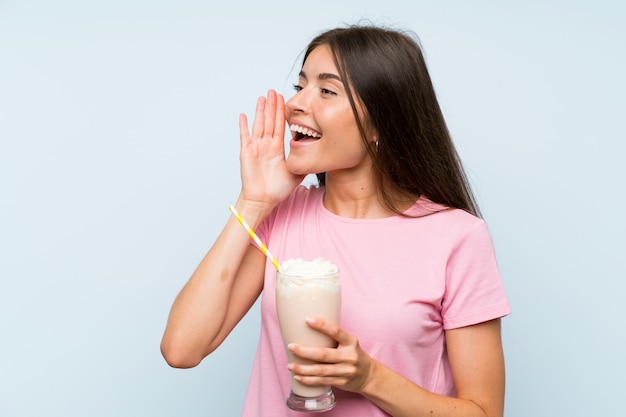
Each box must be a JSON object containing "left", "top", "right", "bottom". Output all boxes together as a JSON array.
[
  {"left": 238, "top": 89, "right": 304, "bottom": 213},
  {"left": 162, "top": 91, "right": 294, "bottom": 368}
]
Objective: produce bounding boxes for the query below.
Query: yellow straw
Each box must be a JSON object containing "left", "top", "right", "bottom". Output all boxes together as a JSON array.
[{"left": 228, "top": 205, "right": 282, "bottom": 272}]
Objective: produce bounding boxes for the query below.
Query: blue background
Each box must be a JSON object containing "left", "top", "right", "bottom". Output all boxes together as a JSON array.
[{"left": 1, "top": 1, "right": 624, "bottom": 416}]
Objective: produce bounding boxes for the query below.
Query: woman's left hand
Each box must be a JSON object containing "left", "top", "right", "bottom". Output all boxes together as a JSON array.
[
  {"left": 288, "top": 318, "right": 506, "bottom": 417},
  {"left": 286, "top": 317, "right": 375, "bottom": 394}
]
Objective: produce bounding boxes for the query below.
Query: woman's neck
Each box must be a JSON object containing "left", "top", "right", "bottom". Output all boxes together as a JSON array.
[
  {"left": 321, "top": 169, "right": 418, "bottom": 219},
  {"left": 322, "top": 172, "right": 394, "bottom": 219}
]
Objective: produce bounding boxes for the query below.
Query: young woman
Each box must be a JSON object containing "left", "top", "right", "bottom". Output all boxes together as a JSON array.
[{"left": 161, "top": 25, "right": 510, "bottom": 417}]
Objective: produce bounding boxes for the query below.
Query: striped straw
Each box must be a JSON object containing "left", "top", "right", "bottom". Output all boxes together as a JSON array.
[{"left": 228, "top": 205, "right": 282, "bottom": 272}]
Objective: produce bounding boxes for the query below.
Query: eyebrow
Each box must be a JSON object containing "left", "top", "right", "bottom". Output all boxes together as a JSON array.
[{"left": 299, "top": 70, "right": 343, "bottom": 83}]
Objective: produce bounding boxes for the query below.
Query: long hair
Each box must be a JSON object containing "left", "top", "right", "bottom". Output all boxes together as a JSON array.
[{"left": 304, "top": 25, "right": 481, "bottom": 218}]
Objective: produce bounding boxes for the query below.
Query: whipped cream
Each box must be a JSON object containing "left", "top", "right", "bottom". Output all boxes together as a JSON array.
[{"left": 280, "top": 257, "right": 339, "bottom": 277}]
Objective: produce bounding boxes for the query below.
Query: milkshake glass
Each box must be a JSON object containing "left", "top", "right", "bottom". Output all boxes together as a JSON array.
[{"left": 276, "top": 258, "right": 341, "bottom": 412}]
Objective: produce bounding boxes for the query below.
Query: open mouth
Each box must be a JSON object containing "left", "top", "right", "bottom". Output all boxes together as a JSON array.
[{"left": 290, "top": 124, "right": 322, "bottom": 141}]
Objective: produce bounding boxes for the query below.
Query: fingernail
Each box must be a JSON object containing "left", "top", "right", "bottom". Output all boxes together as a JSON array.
[
  {"left": 305, "top": 317, "right": 315, "bottom": 324},
  {"left": 287, "top": 343, "right": 295, "bottom": 351}
]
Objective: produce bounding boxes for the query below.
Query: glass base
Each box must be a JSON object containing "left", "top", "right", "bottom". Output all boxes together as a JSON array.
[{"left": 286, "top": 388, "right": 336, "bottom": 412}]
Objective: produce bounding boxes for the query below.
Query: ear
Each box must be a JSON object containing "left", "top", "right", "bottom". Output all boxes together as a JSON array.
[{"left": 370, "top": 133, "right": 378, "bottom": 150}]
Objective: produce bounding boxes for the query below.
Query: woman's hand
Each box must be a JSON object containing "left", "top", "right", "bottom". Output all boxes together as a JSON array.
[
  {"left": 238, "top": 89, "right": 305, "bottom": 212},
  {"left": 288, "top": 319, "right": 506, "bottom": 417},
  {"left": 286, "top": 317, "right": 375, "bottom": 394}
]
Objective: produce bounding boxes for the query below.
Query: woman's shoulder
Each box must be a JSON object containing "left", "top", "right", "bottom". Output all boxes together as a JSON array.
[
  {"left": 283, "top": 184, "right": 323, "bottom": 204},
  {"left": 404, "top": 196, "right": 488, "bottom": 236},
  {"left": 294, "top": 183, "right": 324, "bottom": 197},
  {"left": 258, "top": 185, "right": 324, "bottom": 239},
  {"left": 273, "top": 184, "right": 324, "bottom": 218},
  {"left": 408, "top": 196, "right": 479, "bottom": 220}
]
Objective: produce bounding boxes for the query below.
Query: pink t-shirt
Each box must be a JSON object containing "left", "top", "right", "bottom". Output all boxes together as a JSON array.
[{"left": 241, "top": 186, "right": 510, "bottom": 417}]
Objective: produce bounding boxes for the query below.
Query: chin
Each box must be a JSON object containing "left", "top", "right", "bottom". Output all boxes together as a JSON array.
[
  {"left": 289, "top": 167, "right": 311, "bottom": 176},
  {"left": 286, "top": 159, "right": 310, "bottom": 176}
]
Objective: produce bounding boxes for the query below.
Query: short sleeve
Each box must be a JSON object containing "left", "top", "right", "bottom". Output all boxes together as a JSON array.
[{"left": 442, "top": 220, "right": 511, "bottom": 330}]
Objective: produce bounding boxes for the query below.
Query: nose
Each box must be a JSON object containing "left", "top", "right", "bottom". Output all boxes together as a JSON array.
[{"left": 285, "top": 87, "right": 310, "bottom": 115}]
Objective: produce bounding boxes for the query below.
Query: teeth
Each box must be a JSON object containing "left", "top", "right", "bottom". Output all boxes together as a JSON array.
[{"left": 290, "top": 124, "right": 321, "bottom": 138}]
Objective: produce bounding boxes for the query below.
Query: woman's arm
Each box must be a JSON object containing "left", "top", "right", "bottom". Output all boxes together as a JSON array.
[
  {"left": 161, "top": 90, "right": 303, "bottom": 368},
  {"left": 362, "top": 319, "right": 504, "bottom": 417},
  {"left": 160, "top": 202, "right": 268, "bottom": 368},
  {"left": 288, "top": 318, "right": 505, "bottom": 417}
]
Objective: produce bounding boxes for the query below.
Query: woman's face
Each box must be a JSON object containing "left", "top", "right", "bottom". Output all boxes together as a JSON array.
[{"left": 285, "top": 44, "right": 374, "bottom": 178}]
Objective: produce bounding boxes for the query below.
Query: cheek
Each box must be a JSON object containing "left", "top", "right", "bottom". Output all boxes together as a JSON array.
[
  {"left": 334, "top": 120, "right": 367, "bottom": 155},
  {"left": 339, "top": 110, "right": 364, "bottom": 141},
  {"left": 328, "top": 139, "right": 369, "bottom": 168}
]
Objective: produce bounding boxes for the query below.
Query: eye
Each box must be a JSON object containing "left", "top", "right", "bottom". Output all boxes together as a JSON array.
[
  {"left": 292, "top": 84, "right": 303, "bottom": 92},
  {"left": 321, "top": 88, "right": 336, "bottom": 96}
]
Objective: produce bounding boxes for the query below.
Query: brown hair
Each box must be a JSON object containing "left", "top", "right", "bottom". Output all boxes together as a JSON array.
[{"left": 304, "top": 25, "right": 481, "bottom": 217}]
